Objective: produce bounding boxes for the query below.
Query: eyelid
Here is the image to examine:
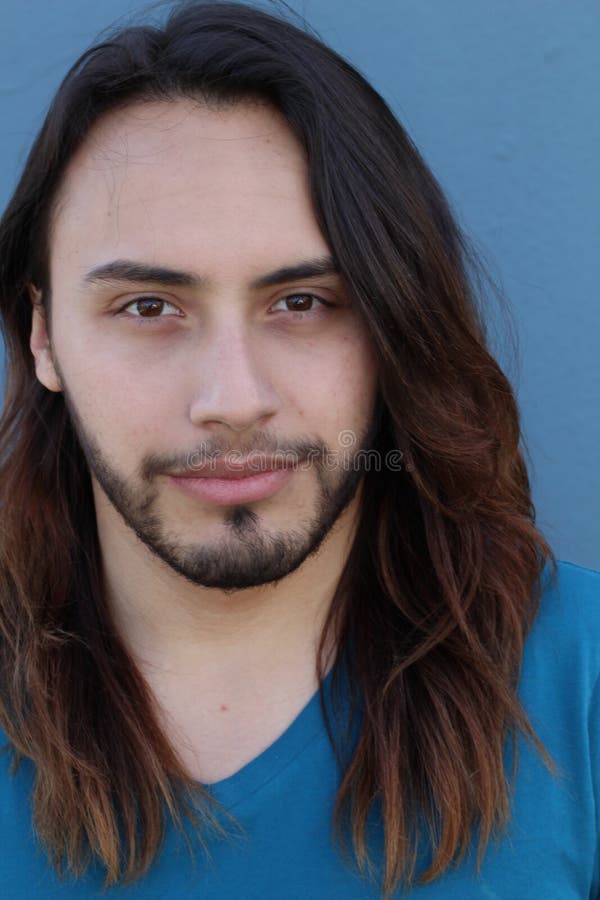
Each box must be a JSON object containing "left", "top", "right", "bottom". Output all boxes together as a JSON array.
[
  {"left": 270, "top": 292, "right": 333, "bottom": 311},
  {"left": 117, "top": 294, "right": 182, "bottom": 317}
]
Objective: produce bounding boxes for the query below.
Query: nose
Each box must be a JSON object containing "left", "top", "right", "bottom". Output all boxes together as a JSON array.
[{"left": 188, "top": 321, "right": 280, "bottom": 434}]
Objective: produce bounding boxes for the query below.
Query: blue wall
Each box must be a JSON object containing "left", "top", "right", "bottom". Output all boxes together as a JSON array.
[{"left": 1, "top": 0, "right": 598, "bottom": 568}]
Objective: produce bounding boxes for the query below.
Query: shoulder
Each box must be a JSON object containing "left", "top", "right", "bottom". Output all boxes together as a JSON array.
[
  {"left": 529, "top": 558, "right": 600, "bottom": 661},
  {"left": 519, "top": 558, "right": 600, "bottom": 731},
  {"left": 0, "top": 726, "right": 35, "bottom": 857},
  {"left": 540, "top": 557, "right": 600, "bottom": 609}
]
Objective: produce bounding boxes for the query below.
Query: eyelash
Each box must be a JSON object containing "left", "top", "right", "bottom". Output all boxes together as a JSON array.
[{"left": 116, "top": 293, "right": 335, "bottom": 325}]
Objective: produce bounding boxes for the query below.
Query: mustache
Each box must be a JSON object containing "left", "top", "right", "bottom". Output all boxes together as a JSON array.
[{"left": 140, "top": 436, "right": 326, "bottom": 481}]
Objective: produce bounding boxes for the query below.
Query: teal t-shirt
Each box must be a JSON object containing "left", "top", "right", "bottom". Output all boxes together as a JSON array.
[{"left": 1, "top": 559, "right": 599, "bottom": 898}]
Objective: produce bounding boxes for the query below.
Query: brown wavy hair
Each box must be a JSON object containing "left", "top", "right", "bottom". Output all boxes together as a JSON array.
[{"left": 0, "top": 1, "right": 558, "bottom": 896}]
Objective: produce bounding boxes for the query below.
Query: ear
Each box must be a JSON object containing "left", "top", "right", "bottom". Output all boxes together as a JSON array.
[{"left": 28, "top": 285, "right": 63, "bottom": 393}]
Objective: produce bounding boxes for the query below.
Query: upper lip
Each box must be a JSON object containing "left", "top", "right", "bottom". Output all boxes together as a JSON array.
[{"left": 170, "top": 456, "right": 294, "bottom": 480}]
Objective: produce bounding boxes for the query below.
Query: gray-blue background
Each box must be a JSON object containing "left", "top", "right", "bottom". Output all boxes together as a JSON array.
[{"left": 1, "top": 0, "right": 598, "bottom": 568}]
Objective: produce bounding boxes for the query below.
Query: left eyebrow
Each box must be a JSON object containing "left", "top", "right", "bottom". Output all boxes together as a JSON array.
[{"left": 81, "top": 256, "right": 341, "bottom": 291}]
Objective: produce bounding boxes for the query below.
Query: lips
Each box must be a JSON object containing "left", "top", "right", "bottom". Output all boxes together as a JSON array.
[
  {"left": 182, "top": 457, "right": 290, "bottom": 480},
  {"left": 168, "top": 458, "right": 296, "bottom": 505}
]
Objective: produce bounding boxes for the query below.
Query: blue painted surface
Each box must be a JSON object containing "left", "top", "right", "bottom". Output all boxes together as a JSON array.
[{"left": 0, "top": 0, "right": 598, "bottom": 566}]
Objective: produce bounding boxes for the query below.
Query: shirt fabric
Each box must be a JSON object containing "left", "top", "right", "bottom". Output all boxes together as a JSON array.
[{"left": 1, "top": 558, "right": 599, "bottom": 899}]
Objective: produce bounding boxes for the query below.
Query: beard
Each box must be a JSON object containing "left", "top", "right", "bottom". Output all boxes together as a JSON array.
[{"left": 60, "top": 386, "right": 383, "bottom": 593}]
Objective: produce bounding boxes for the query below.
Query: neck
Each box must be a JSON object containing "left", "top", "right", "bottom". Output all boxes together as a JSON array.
[{"left": 95, "top": 492, "right": 360, "bottom": 693}]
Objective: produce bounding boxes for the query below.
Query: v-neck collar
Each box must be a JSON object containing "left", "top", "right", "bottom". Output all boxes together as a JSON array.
[{"left": 200, "top": 662, "right": 347, "bottom": 809}]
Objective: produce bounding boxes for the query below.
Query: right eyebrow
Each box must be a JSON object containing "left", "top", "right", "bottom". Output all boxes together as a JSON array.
[{"left": 82, "top": 260, "right": 201, "bottom": 289}]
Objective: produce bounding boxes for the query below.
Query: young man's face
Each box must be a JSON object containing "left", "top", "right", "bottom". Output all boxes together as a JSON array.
[{"left": 31, "top": 98, "right": 380, "bottom": 590}]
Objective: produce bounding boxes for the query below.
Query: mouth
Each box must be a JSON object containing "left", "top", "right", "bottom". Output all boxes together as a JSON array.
[{"left": 168, "top": 465, "right": 295, "bottom": 506}]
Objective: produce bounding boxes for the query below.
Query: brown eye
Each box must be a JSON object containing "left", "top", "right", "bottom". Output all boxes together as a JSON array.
[
  {"left": 286, "top": 295, "right": 313, "bottom": 311},
  {"left": 122, "top": 297, "right": 180, "bottom": 319},
  {"left": 135, "top": 298, "right": 164, "bottom": 317},
  {"left": 271, "top": 293, "right": 331, "bottom": 313}
]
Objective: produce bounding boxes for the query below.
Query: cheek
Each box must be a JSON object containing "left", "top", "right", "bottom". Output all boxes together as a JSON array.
[
  {"left": 336, "top": 343, "right": 379, "bottom": 444},
  {"left": 328, "top": 328, "right": 379, "bottom": 399},
  {"left": 283, "top": 332, "right": 379, "bottom": 437},
  {"left": 56, "top": 344, "right": 180, "bottom": 451}
]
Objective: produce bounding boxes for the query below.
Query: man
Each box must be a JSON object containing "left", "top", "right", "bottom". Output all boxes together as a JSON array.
[{"left": 0, "top": 2, "right": 598, "bottom": 898}]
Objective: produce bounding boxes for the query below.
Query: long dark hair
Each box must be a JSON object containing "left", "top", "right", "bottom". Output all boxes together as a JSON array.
[{"left": 0, "top": 1, "right": 557, "bottom": 896}]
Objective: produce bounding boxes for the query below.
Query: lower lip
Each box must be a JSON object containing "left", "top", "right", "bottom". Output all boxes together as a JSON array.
[{"left": 169, "top": 467, "right": 294, "bottom": 506}]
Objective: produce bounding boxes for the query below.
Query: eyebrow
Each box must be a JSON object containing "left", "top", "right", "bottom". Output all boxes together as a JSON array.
[{"left": 81, "top": 256, "right": 341, "bottom": 291}]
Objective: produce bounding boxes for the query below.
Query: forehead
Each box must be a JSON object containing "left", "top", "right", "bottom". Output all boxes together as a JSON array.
[{"left": 49, "top": 98, "right": 327, "bottom": 281}]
